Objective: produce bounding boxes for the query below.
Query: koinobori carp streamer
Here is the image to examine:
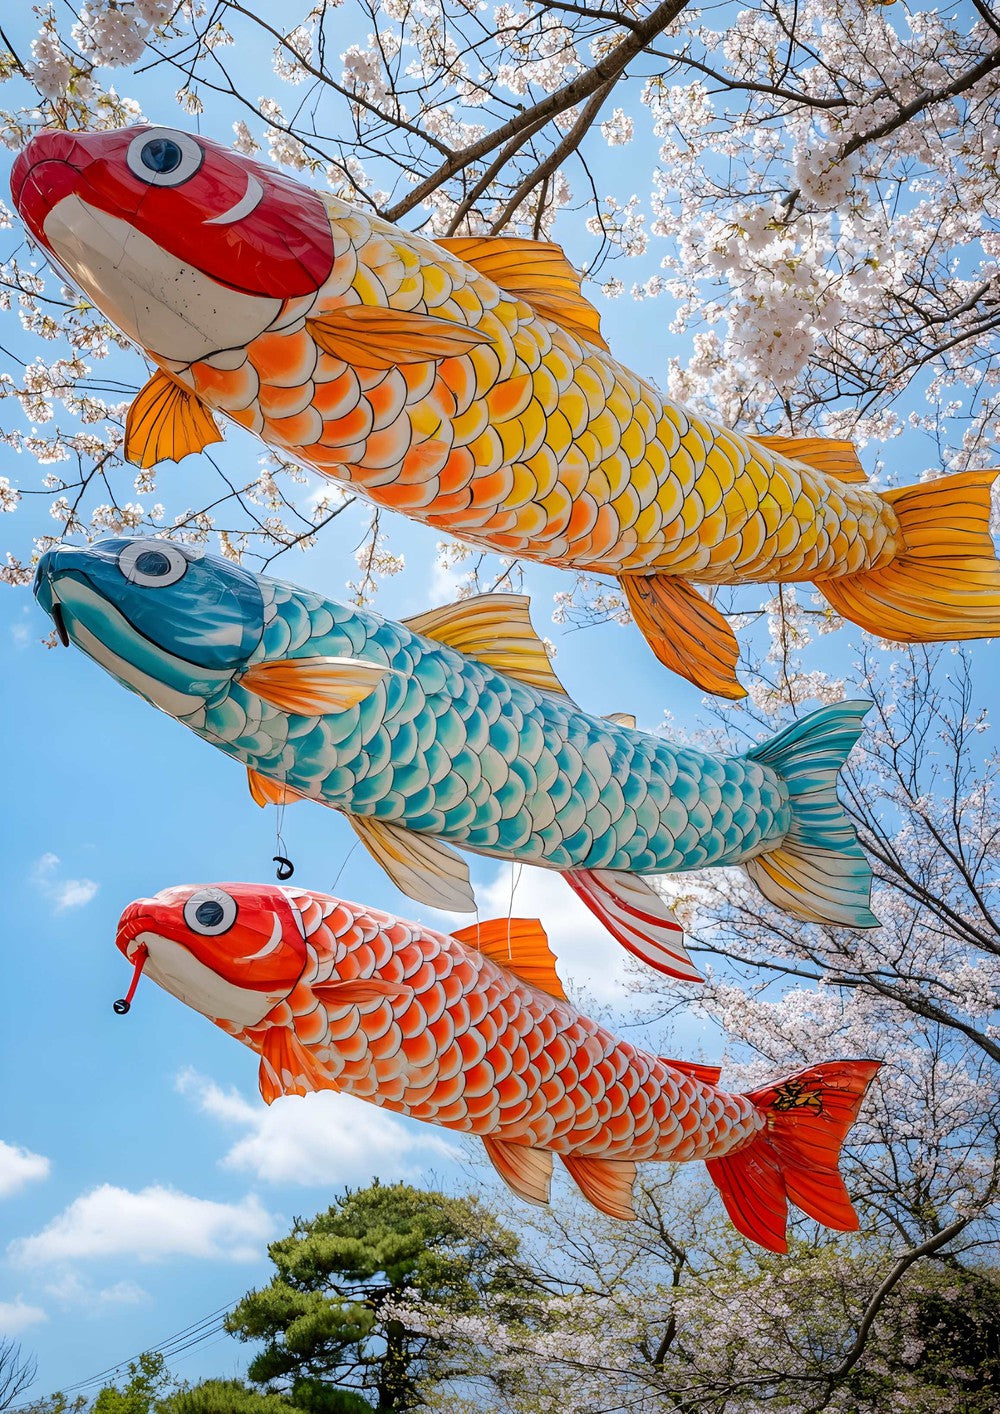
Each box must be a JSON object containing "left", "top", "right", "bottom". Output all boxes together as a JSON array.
[
  {"left": 116, "top": 880, "right": 882, "bottom": 1252},
  {"left": 36, "top": 538, "right": 876, "bottom": 978},
  {"left": 12, "top": 125, "right": 1000, "bottom": 696}
]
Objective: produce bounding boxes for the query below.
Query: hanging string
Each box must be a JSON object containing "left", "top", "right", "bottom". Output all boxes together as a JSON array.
[{"left": 273, "top": 800, "right": 294, "bottom": 880}]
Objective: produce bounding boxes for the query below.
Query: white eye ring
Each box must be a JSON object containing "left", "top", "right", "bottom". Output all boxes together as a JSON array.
[
  {"left": 117, "top": 541, "right": 189, "bottom": 588},
  {"left": 126, "top": 129, "right": 204, "bottom": 188},
  {"left": 184, "top": 888, "right": 238, "bottom": 936}
]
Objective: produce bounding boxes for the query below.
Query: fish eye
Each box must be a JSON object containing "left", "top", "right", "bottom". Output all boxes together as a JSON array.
[
  {"left": 184, "top": 888, "right": 238, "bottom": 936},
  {"left": 117, "top": 541, "right": 188, "bottom": 588},
  {"left": 126, "top": 129, "right": 203, "bottom": 188}
]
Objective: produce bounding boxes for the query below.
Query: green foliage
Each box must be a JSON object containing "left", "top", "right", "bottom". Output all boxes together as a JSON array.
[
  {"left": 93, "top": 1354, "right": 171, "bottom": 1414},
  {"left": 214, "top": 1181, "right": 525, "bottom": 1413}
]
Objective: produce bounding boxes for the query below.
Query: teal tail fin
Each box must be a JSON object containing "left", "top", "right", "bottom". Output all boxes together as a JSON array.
[{"left": 743, "top": 701, "right": 877, "bottom": 929}]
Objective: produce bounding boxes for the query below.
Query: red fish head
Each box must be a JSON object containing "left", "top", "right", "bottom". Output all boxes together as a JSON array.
[
  {"left": 11, "top": 125, "right": 335, "bottom": 364},
  {"left": 116, "top": 883, "right": 308, "bottom": 1027}
]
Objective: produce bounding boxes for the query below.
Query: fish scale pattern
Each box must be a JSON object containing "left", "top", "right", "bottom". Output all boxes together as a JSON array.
[
  {"left": 184, "top": 198, "right": 899, "bottom": 582},
  {"left": 194, "top": 576, "right": 791, "bottom": 874},
  {"left": 232, "top": 889, "right": 762, "bottom": 1160}
]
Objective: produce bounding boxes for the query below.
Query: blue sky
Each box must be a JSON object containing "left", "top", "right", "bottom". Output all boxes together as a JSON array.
[{"left": 1, "top": 0, "right": 993, "bottom": 1400}]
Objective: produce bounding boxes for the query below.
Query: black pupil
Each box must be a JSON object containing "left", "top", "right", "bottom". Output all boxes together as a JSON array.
[
  {"left": 141, "top": 139, "right": 183, "bottom": 174},
  {"left": 195, "top": 899, "right": 226, "bottom": 928},
  {"left": 134, "top": 549, "right": 173, "bottom": 577}
]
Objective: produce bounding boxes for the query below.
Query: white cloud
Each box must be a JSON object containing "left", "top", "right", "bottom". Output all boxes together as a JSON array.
[
  {"left": 44, "top": 1272, "right": 148, "bottom": 1308},
  {"left": 0, "top": 1140, "right": 51, "bottom": 1199},
  {"left": 176, "top": 1069, "right": 455, "bottom": 1187},
  {"left": 31, "top": 852, "right": 98, "bottom": 912},
  {"left": 8, "top": 1184, "right": 276, "bottom": 1266},
  {"left": 0, "top": 1297, "right": 47, "bottom": 1333}
]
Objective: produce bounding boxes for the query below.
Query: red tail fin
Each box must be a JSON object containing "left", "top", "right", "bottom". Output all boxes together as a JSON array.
[{"left": 705, "top": 1060, "right": 880, "bottom": 1253}]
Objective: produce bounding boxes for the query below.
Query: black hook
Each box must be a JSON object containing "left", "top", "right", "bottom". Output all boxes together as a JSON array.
[
  {"left": 274, "top": 855, "right": 294, "bottom": 881},
  {"left": 113, "top": 998, "right": 131, "bottom": 1015}
]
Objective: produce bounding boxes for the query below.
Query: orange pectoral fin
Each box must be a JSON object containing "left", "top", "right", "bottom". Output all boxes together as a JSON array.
[
  {"left": 306, "top": 308, "right": 491, "bottom": 369},
  {"left": 313, "top": 979, "right": 412, "bottom": 1008},
  {"left": 125, "top": 371, "right": 222, "bottom": 469},
  {"left": 561, "top": 1155, "right": 638, "bottom": 1220},
  {"left": 246, "top": 767, "right": 309, "bottom": 807},
  {"left": 620, "top": 573, "right": 746, "bottom": 699},
  {"left": 258, "top": 1027, "right": 337, "bottom": 1103},
  {"left": 240, "top": 656, "right": 396, "bottom": 716}
]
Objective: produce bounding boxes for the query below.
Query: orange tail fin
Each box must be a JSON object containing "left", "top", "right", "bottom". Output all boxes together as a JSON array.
[
  {"left": 817, "top": 470, "right": 1000, "bottom": 641},
  {"left": 705, "top": 1059, "right": 880, "bottom": 1253}
]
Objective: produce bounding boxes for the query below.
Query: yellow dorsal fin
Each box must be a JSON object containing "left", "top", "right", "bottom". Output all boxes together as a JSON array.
[
  {"left": 347, "top": 814, "right": 475, "bottom": 913},
  {"left": 604, "top": 711, "right": 636, "bottom": 729},
  {"left": 482, "top": 1136, "right": 553, "bottom": 1206},
  {"left": 258, "top": 1027, "right": 336, "bottom": 1103},
  {"left": 660, "top": 1058, "right": 722, "bottom": 1085},
  {"left": 453, "top": 917, "right": 566, "bottom": 1000},
  {"left": 436, "top": 236, "right": 609, "bottom": 352},
  {"left": 403, "top": 593, "right": 572, "bottom": 698},
  {"left": 750, "top": 435, "right": 868, "bottom": 484},
  {"left": 239, "top": 656, "right": 397, "bottom": 716},
  {"left": 125, "top": 371, "right": 222, "bottom": 470},
  {"left": 246, "top": 767, "right": 309, "bottom": 808},
  {"left": 306, "top": 307, "right": 490, "bottom": 369},
  {"left": 561, "top": 1155, "right": 638, "bottom": 1220}
]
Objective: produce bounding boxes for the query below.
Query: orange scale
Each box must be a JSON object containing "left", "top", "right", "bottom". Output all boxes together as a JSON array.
[
  {"left": 606, "top": 1110, "right": 635, "bottom": 1143},
  {"left": 259, "top": 379, "right": 315, "bottom": 421},
  {"left": 431, "top": 1071, "right": 463, "bottom": 1106},
  {"left": 419, "top": 985, "right": 447, "bottom": 1027},
  {"left": 227, "top": 404, "right": 264, "bottom": 434},
  {"left": 435, "top": 1102, "right": 472, "bottom": 1128},
  {"left": 565, "top": 494, "right": 599, "bottom": 544},
  {"left": 399, "top": 438, "right": 451, "bottom": 482},
  {"left": 429, "top": 1013, "right": 454, "bottom": 1051},
  {"left": 628, "top": 1089, "right": 651, "bottom": 1119},
  {"left": 438, "top": 356, "right": 477, "bottom": 415},
  {"left": 320, "top": 403, "right": 373, "bottom": 447},
  {"left": 437, "top": 446, "right": 475, "bottom": 495},
  {"left": 462, "top": 1059, "right": 496, "bottom": 1099},
  {"left": 376, "top": 1077, "right": 408, "bottom": 1106},
  {"left": 192, "top": 360, "right": 259, "bottom": 411},
  {"left": 313, "top": 351, "right": 348, "bottom": 383},
  {"left": 496, "top": 1072, "right": 528, "bottom": 1108},
  {"left": 367, "top": 1023, "right": 404, "bottom": 1062},
  {"left": 437, "top": 1040, "right": 465, "bottom": 1083},
  {"left": 396, "top": 942, "right": 424, "bottom": 977},
  {"left": 589, "top": 501, "right": 622, "bottom": 558},
  {"left": 379, "top": 478, "right": 439, "bottom": 512},
  {"left": 359, "top": 1000, "right": 396, "bottom": 1042},
  {"left": 546, "top": 1092, "right": 577, "bottom": 1128},
  {"left": 678, "top": 1104, "right": 701, "bottom": 1135},
  {"left": 341, "top": 1068, "right": 379, "bottom": 1099},
  {"left": 368, "top": 373, "right": 408, "bottom": 428},
  {"left": 442, "top": 973, "right": 466, "bottom": 1007},
  {"left": 364, "top": 423, "right": 412, "bottom": 470},
  {"left": 268, "top": 404, "right": 323, "bottom": 448},
  {"left": 465, "top": 1090, "right": 501, "bottom": 1123},
  {"left": 250, "top": 327, "right": 317, "bottom": 387},
  {"left": 402, "top": 1028, "right": 439, "bottom": 1070},
  {"left": 580, "top": 1069, "right": 605, "bottom": 1103},
  {"left": 334, "top": 1028, "right": 370, "bottom": 1064},
  {"left": 458, "top": 1029, "right": 487, "bottom": 1067},
  {"left": 406, "top": 961, "right": 436, "bottom": 994},
  {"left": 326, "top": 1007, "right": 362, "bottom": 1042},
  {"left": 396, "top": 999, "right": 428, "bottom": 1039},
  {"left": 293, "top": 1008, "right": 327, "bottom": 1047},
  {"left": 401, "top": 362, "right": 437, "bottom": 401},
  {"left": 312, "top": 369, "right": 360, "bottom": 419}
]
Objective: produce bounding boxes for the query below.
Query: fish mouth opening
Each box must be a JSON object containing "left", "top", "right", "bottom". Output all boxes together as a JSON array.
[{"left": 51, "top": 600, "right": 69, "bottom": 647}]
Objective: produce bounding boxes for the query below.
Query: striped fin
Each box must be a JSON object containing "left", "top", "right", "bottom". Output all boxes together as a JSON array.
[
  {"left": 750, "top": 435, "right": 868, "bottom": 484},
  {"left": 347, "top": 815, "right": 475, "bottom": 912},
  {"left": 453, "top": 917, "right": 567, "bottom": 1000},
  {"left": 435, "top": 237, "right": 609, "bottom": 351},
  {"left": 620, "top": 574, "right": 746, "bottom": 699},
  {"left": 246, "top": 768, "right": 308, "bottom": 807},
  {"left": 817, "top": 470, "right": 1000, "bottom": 641},
  {"left": 240, "top": 656, "right": 397, "bottom": 716},
  {"left": 306, "top": 307, "right": 490, "bottom": 368},
  {"left": 125, "top": 371, "right": 222, "bottom": 469},
  {"left": 403, "top": 593, "right": 572, "bottom": 698},
  {"left": 743, "top": 701, "right": 877, "bottom": 928},
  {"left": 563, "top": 869, "right": 703, "bottom": 982},
  {"left": 562, "top": 1155, "right": 638, "bottom": 1220},
  {"left": 705, "top": 1059, "right": 880, "bottom": 1251},
  {"left": 258, "top": 1027, "right": 336, "bottom": 1103},
  {"left": 482, "top": 1137, "right": 553, "bottom": 1205}
]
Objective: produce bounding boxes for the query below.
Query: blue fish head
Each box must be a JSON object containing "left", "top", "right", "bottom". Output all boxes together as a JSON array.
[{"left": 34, "top": 538, "right": 265, "bottom": 716}]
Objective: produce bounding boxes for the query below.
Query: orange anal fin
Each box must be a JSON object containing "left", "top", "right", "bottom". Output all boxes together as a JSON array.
[
  {"left": 306, "top": 307, "right": 490, "bottom": 369},
  {"left": 482, "top": 1136, "right": 553, "bottom": 1205},
  {"left": 564, "top": 868, "right": 702, "bottom": 983},
  {"left": 661, "top": 1059, "right": 722, "bottom": 1085},
  {"left": 125, "top": 371, "right": 222, "bottom": 469},
  {"left": 620, "top": 574, "right": 745, "bottom": 699},
  {"left": 246, "top": 767, "right": 308, "bottom": 808},
  {"left": 562, "top": 1155, "right": 637, "bottom": 1220},
  {"left": 750, "top": 435, "right": 868, "bottom": 484},
  {"left": 258, "top": 1027, "right": 337, "bottom": 1103},
  {"left": 453, "top": 917, "right": 566, "bottom": 1000},
  {"left": 705, "top": 1058, "right": 881, "bottom": 1251}
]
